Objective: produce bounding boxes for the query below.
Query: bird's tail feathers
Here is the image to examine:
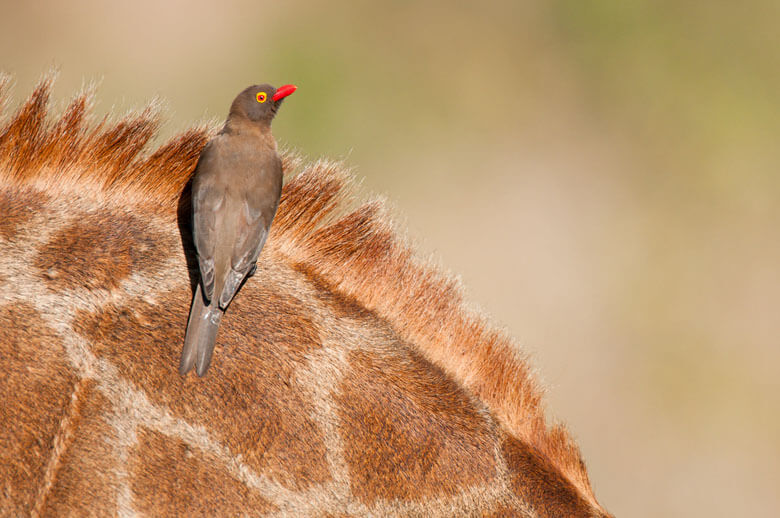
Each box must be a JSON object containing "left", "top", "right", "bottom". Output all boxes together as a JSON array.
[{"left": 180, "top": 284, "right": 224, "bottom": 377}]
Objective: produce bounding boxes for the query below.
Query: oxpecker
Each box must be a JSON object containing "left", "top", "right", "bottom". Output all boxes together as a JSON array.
[{"left": 179, "top": 83, "right": 297, "bottom": 376}]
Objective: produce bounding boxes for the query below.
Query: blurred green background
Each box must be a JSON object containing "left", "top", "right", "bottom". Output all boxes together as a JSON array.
[{"left": 2, "top": 1, "right": 778, "bottom": 515}]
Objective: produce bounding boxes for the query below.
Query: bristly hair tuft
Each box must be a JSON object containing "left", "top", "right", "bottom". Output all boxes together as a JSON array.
[{"left": 0, "top": 75, "right": 214, "bottom": 210}]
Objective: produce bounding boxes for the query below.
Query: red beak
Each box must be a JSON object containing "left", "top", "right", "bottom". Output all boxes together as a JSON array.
[{"left": 272, "top": 84, "right": 297, "bottom": 101}]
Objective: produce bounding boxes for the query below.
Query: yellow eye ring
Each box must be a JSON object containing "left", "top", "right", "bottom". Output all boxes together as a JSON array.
[{"left": 256, "top": 92, "right": 267, "bottom": 103}]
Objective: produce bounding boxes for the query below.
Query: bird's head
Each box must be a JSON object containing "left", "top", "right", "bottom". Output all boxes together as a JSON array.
[{"left": 229, "top": 83, "right": 297, "bottom": 125}]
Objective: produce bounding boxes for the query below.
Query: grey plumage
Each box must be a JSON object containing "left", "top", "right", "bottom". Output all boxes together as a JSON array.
[{"left": 179, "top": 83, "right": 296, "bottom": 376}]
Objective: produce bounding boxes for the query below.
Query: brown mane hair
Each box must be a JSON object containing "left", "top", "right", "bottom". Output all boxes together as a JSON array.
[{"left": 0, "top": 74, "right": 597, "bottom": 505}]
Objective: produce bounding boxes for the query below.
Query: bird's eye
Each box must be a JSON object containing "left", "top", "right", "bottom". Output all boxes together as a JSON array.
[{"left": 256, "top": 92, "right": 267, "bottom": 103}]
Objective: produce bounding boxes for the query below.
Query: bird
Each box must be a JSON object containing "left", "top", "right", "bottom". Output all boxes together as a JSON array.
[{"left": 179, "top": 83, "right": 297, "bottom": 377}]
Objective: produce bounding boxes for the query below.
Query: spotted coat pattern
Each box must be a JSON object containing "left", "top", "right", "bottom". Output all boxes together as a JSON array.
[{"left": 0, "top": 75, "right": 611, "bottom": 517}]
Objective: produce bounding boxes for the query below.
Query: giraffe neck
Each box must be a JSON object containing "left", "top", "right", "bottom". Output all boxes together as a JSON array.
[{"left": 0, "top": 77, "right": 610, "bottom": 516}]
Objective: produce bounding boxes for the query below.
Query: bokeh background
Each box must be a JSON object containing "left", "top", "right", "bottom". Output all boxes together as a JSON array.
[{"left": 2, "top": 1, "right": 778, "bottom": 515}]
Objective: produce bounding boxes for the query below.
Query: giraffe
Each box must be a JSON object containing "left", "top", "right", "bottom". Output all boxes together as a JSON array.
[{"left": 0, "top": 75, "right": 613, "bottom": 517}]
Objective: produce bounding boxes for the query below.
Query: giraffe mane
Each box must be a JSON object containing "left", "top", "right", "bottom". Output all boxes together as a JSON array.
[{"left": 0, "top": 75, "right": 597, "bottom": 505}]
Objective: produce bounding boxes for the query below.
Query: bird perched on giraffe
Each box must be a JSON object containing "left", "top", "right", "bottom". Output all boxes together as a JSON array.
[{"left": 179, "top": 83, "right": 297, "bottom": 377}]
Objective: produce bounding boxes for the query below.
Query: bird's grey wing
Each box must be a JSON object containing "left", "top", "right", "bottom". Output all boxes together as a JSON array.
[
  {"left": 217, "top": 157, "right": 282, "bottom": 308},
  {"left": 191, "top": 144, "right": 225, "bottom": 303}
]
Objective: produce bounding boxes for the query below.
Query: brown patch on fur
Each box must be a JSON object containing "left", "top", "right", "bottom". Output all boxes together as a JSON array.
[
  {"left": 0, "top": 189, "right": 47, "bottom": 240},
  {"left": 72, "top": 282, "right": 331, "bottom": 490},
  {"left": 130, "top": 428, "right": 276, "bottom": 515},
  {"left": 0, "top": 303, "right": 78, "bottom": 515},
  {"left": 34, "top": 210, "right": 176, "bottom": 292},
  {"left": 502, "top": 435, "right": 603, "bottom": 518},
  {"left": 480, "top": 506, "right": 524, "bottom": 517},
  {"left": 36, "top": 384, "right": 120, "bottom": 517},
  {"left": 0, "top": 77, "right": 603, "bottom": 509},
  {"left": 335, "top": 348, "right": 497, "bottom": 504}
]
